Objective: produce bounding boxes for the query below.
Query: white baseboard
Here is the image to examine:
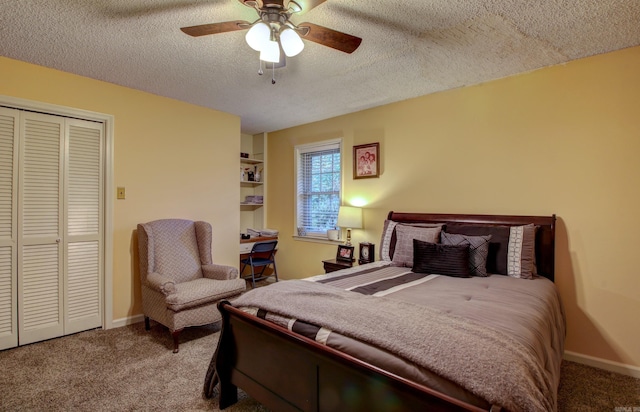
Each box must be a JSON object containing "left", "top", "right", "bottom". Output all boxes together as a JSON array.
[
  {"left": 564, "top": 351, "right": 640, "bottom": 379},
  {"left": 110, "top": 314, "right": 145, "bottom": 329}
]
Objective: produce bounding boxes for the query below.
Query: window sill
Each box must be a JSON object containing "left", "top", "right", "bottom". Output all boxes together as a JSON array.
[{"left": 293, "top": 235, "right": 344, "bottom": 245}]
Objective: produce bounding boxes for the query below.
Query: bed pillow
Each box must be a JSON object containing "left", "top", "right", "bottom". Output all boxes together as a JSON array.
[
  {"left": 391, "top": 224, "right": 442, "bottom": 267},
  {"left": 444, "top": 223, "right": 535, "bottom": 279},
  {"left": 506, "top": 224, "right": 535, "bottom": 279},
  {"left": 440, "top": 232, "right": 492, "bottom": 277},
  {"left": 412, "top": 239, "right": 471, "bottom": 277},
  {"left": 379, "top": 220, "right": 442, "bottom": 262}
]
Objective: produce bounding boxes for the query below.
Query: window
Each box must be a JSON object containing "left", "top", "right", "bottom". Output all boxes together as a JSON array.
[{"left": 295, "top": 139, "right": 341, "bottom": 238}]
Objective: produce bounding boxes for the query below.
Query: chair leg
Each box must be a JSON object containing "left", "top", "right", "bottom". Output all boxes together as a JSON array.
[
  {"left": 250, "top": 265, "right": 257, "bottom": 289},
  {"left": 272, "top": 260, "right": 279, "bottom": 282},
  {"left": 172, "top": 329, "right": 183, "bottom": 353},
  {"left": 144, "top": 316, "right": 151, "bottom": 330}
]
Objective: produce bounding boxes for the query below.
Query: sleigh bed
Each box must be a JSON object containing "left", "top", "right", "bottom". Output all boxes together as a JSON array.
[{"left": 204, "top": 212, "right": 565, "bottom": 411}]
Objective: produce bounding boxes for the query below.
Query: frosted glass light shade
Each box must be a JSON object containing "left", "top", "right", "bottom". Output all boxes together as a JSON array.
[
  {"left": 280, "top": 27, "right": 304, "bottom": 57},
  {"left": 260, "top": 39, "right": 281, "bottom": 63},
  {"left": 245, "top": 22, "right": 270, "bottom": 51}
]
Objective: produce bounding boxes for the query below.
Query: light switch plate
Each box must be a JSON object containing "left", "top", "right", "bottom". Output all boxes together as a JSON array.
[{"left": 117, "top": 187, "right": 126, "bottom": 199}]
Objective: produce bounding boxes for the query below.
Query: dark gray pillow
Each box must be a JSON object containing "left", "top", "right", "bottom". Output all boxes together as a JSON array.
[
  {"left": 441, "top": 232, "right": 492, "bottom": 277},
  {"left": 443, "top": 224, "right": 510, "bottom": 275},
  {"left": 412, "top": 239, "right": 471, "bottom": 278}
]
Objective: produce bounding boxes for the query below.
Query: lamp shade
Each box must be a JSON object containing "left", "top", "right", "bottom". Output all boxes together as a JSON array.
[
  {"left": 245, "top": 22, "right": 270, "bottom": 51},
  {"left": 260, "top": 39, "right": 281, "bottom": 63},
  {"left": 280, "top": 27, "right": 304, "bottom": 57},
  {"left": 337, "top": 206, "right": 363, "bottom": 229}
]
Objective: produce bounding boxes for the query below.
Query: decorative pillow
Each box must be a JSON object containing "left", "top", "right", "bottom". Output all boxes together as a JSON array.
[
  {"left": 440, "top": 232, "right": 492, "bottom": 277},
  {"left": 444, "top": 224, "right": 509, "bottom": 274},
  {"left": 391, "top": 225, "right": 442, "bottom": 267},
  {"left": 507, "top": 224, "right": 535, "bottom": 279},
  {"left": 412, "top": 239, "right": 471, "bottom": 277},
  {"left": 379, "top": 220, "right": 442, "bottom": 262},
  {"left": 444, "top": 223, "right": 536, "bottom": 279}
]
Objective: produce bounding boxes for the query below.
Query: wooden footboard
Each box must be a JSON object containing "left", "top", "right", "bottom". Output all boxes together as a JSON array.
[{"left": 215, "top": 301, "right": 485, "bottom": 412}]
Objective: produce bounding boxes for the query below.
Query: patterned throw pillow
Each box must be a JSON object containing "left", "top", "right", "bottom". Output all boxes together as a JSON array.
[
  {"left": 379, "top": 220, "right": 443, "bottom": 261},
  {"left": 412, "top": 239, "right": 471, "bottom": 277},
  {"left": 440, "top": 232, "right": 492, "bottom": 277},
  {"left": 507, "top": 224, "right": 535, "bottom": 279},
  {"left": 443, "top": 223, "right": 536, "bottom": 279},
  {"left": 391, "top": 224, "right": 442, "bottom": 267}
]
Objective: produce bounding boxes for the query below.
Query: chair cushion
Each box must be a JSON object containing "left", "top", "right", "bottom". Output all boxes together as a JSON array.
[
  {"left": 165, "top": 278, "right": 245, "bottom": 311},
  {"left": 147, "top": 219, "right": 203, "bottom": 282}
]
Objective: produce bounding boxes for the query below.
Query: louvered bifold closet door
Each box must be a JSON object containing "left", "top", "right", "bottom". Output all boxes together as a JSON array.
[
  {"left": 64, "top": 119, "right": 103, "bottom": 334},
  {"left": 0, "top": 108, "right": 19, "bottom": 350},
  {"left": 18, "top": 112, "right": 65, "bottom": 345}
]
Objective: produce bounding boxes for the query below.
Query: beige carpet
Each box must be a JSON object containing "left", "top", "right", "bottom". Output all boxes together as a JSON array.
[{"left": 1, "top": 321, "right": 638, "bottom": 411}]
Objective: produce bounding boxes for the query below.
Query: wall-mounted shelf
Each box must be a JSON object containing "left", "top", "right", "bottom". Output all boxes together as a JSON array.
[
  {"left": 241, "top": 157, "right": 263, "bottom": 165},
  {"left": 241, "top": 180, "right": 263, "bottom": 187}
]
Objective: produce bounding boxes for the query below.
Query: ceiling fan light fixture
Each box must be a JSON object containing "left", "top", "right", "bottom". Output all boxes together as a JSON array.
[
  {"left": 280, "top": 27, "right": 304, "bottom": 57},
  {"left": 245, "top": 22, "right": 270, "bottom": 51},
  {"left": 287, "top": 1, "right": 302, "bottom": 13},
  {"left": 260, "top": 39, "right": 281, "bottom": 63}
]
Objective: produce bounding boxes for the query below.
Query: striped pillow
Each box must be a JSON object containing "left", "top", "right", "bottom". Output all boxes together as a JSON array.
[{"left": 412, "top": 239, "right": 471, "bottom": 277}]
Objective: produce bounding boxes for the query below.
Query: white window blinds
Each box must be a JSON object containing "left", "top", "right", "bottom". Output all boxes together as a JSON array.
[{"left": 295, "top": 140, "right": 341, "bottom": 237}]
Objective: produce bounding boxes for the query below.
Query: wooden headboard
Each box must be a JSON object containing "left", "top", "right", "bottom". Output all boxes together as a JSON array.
[{"left": 387, "top": 211, "right": 557, "bottom": 282}]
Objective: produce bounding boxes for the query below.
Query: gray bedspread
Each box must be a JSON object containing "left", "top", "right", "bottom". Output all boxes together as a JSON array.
[{"left": 231, "top": 265, "right": 566, "bottom": 411}]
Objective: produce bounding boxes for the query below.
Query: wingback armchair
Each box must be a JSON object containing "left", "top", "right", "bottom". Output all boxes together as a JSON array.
[{"left": 137, "top": 219, "right": 245, "bottom": 352}]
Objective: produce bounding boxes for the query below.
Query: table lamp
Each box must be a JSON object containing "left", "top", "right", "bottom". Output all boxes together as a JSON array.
[{"left": 337, "top": 206, "right": 363, "bottom": 246}]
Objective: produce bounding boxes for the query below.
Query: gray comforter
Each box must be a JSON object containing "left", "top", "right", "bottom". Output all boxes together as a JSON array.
[{"left": 231, "top": 265, "right": 566, "bottom": 411}]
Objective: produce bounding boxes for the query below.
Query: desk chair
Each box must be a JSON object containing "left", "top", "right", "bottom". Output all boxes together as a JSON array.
[{"left": 241, "top": 240, "right": 278, "bottom": 288}]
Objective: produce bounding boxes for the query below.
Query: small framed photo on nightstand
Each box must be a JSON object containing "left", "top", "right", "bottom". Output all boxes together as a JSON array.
[
  {"left": 358, "top": 242, "right": 375, "bottom": 265},
  {"left": 336, "top": 245, "right": 355, "bottom": 262}
]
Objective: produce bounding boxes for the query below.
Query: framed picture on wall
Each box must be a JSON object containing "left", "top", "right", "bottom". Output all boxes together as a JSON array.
[
  {"left": 336, "top": 245, "right": 355, "bottom": 262},
  {"left": 353, "top": 142, "right": 380, "bottom": 179}
]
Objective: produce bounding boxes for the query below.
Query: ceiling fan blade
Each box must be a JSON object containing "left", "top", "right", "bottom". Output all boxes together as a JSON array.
[
  {"left": 180, "top": 21, "right": 250, "bottom": 37},
  {"left": 292, "top": 0, "right": 327, "bottom": 15},
  {"left": 299, "top": 22, "right": 362, "bottom": 54}
]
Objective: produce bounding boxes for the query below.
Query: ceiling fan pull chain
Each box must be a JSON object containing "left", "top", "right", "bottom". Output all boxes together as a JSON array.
[
  {"left": 258, "top": 58, "right": 264, "bottom": 75},
  {"left": 272, "top": 64, "right": 276, "bottom": 84}
]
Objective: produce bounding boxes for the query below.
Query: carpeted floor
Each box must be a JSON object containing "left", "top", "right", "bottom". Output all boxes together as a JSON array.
[{"left": 1, "top": 322, "right": 638, "bottom": 411}]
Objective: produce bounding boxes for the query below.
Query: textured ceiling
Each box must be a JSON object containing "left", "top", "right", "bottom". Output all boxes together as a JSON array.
[{"left": 2, "top": 0, "right": 640, "bottom": 134}]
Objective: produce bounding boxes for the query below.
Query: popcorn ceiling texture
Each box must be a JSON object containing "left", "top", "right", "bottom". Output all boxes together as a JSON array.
[{"left": 1, "top": 0, "right": 639, "bottom": 133}]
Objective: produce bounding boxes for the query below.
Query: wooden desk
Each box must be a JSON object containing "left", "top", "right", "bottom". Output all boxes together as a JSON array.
[{"left": 240, "top": 236, "right": 278, "bottom": 255}]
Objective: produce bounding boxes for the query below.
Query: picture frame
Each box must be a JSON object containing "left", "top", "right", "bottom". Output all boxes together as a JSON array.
[
  {"left": 353, "top": 142, "right": 380, "bottom": 179},
  {"left": 336, "top": 244, "right": 355, "bottom": 262},
  {"left": 358, "top": 242, "right": 375, "bottom": 265}
]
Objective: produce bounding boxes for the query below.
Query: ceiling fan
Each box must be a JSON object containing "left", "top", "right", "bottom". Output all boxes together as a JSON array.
[{"left": 180, "top": 0, "right": 362, "bottom": 82}]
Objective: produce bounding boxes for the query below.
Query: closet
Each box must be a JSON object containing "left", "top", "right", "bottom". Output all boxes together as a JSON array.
[{"left": 0, "top": 106, "right": 103, "bottom": 350}]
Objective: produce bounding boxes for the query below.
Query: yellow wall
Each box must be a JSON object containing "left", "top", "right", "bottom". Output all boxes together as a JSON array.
[
  {"left": 267, "top": 46, "right": 640, "bottom": 368},
  {"left": 1, "top": 57, "right": 240, "bottom": 321}
]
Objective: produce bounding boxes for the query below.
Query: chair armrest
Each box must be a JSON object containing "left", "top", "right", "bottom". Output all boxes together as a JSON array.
[
  {"left": 146, "top": 272, "right": 176, "bottom": 295},
  {"left": 202, "top": 264, "right": 239, "bottom": 281}
]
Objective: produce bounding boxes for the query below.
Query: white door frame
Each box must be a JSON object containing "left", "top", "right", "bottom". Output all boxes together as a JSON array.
[{"left": 1, "top": 95, "right": 115, "bottom": 330}]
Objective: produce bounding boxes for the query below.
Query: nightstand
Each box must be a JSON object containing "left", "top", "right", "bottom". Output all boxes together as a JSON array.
[{"left": 322, "top": 259, "right": 353, "bottom": 273}]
